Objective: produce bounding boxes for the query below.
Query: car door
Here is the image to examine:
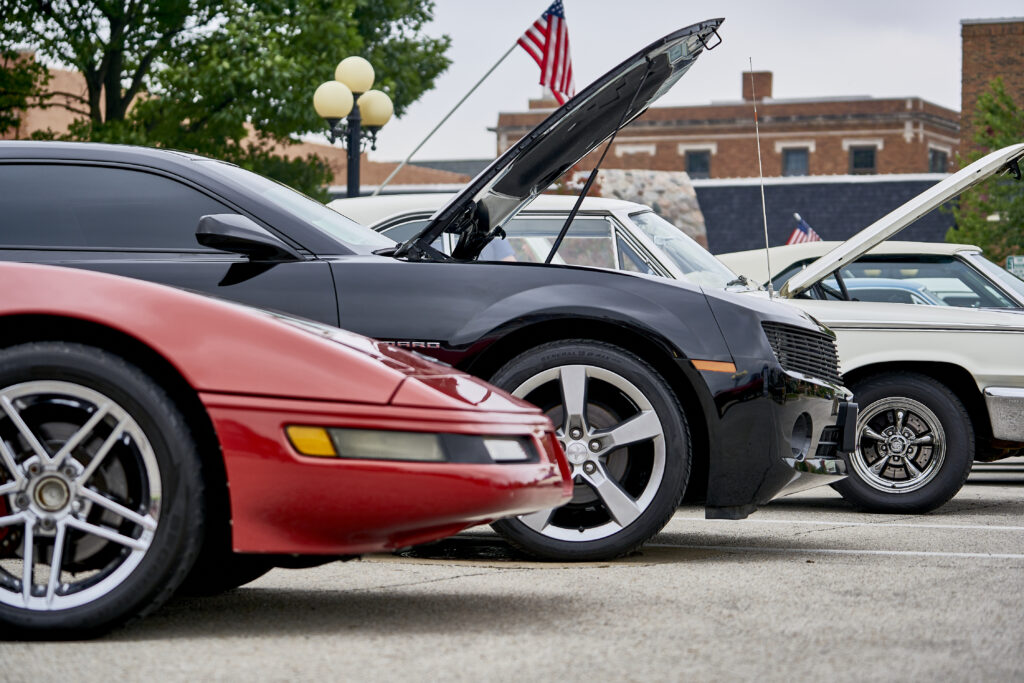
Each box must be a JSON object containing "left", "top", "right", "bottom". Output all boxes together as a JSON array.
[{"left": 0, "top": 162, "right": 339, "bottom": 325}]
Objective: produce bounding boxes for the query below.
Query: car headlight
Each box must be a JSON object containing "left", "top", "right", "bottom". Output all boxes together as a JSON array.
[{"left": 286, "top": 426, "right": 536, "bottom": 464}]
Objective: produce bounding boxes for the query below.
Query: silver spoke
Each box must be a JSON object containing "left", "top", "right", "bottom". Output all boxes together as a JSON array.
[
  {"left": 52, "top": 403, "right": 110, "bottom": 468},
  {"left": 46, "top": 523, "right": 67, "bottom": 606},
  {"left": 65, "top": 516, "right": 149, "bottom": 552},
  {"left": 603, "top": 410, "right": 661, "bottom": 450},
  {"left": 904, "top": 458, "right": 923, "bottom": 478},
  {"left": 894, "top": 410, "right": 906, "bottom": 434},
  {"left": 22, "top": 519, "right": 35, "bottom": 603},
  {"left": 75, "top": 419, "right": 128, "bottom": 486},
  {"left": 0, "top": 511, "right": 28, "bottom": 529},
  {"left": 0, "top": 437, "right": 26, "bottom": 487},
  {"left": 0, "top": 481, "right": 20, "bottom": 497},
  {"left": 862, "top": 427, "right": 887, "bottom": 442},
  {"left": 518, "top": 508, "right": 555, "bottom": 533},
  {"left": 583, "top": 463, "right": 643, "bottom": 528},
  {"left": 1, "top": 395, "right": 52, "bottom": 466},
  {"left": 910, "top": 434, "right": 933, "bottom": 446},
  {"left": 78, "top": 486, "right": 157, "bottom": 531},
  {"left": 870, "top": 455, "right": 892, "bottom": 475},
  {"left": 558, "top": 366, "right": 589, "bottom": 431}
]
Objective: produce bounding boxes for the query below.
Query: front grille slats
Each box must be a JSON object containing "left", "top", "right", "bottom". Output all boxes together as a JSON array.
[{"left": 762, "top": 322, "right": 843, "bottom": 385}]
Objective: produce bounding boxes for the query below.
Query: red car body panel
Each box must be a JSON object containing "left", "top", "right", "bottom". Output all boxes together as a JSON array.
[{"left": 0, "top": 262, "right": 572, "bottom": 555}]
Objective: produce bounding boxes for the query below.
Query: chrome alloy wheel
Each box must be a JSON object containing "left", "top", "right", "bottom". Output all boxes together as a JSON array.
[
  {"left": 511, "top": 365, "right": 666, "bottom": 542},
  {"left": 852, "top": 396, "right": 945, "bottom": 494},
  {"left": 0, "top": 381, "right": 161, "bottom": 612}
]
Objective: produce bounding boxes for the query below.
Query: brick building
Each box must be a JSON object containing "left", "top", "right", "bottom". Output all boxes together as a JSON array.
[
  {"left": 960, "top": 17, "right": 1024, "bottom": 154},
  {"left": 493, "top": 72, "right": 961, "bottom": 179}
]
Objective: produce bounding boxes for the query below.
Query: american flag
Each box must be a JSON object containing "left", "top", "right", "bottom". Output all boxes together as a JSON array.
[
  {"left": 517, "top": 1, "right": 576, "bottom": 106},
  {"left": 786, "top": 214, "right": 822, "bottom": 244}
]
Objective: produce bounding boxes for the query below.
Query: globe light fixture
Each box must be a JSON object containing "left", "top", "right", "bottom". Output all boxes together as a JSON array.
[{"left": 313, "top": 57, "right": 394, "bottom": 198}]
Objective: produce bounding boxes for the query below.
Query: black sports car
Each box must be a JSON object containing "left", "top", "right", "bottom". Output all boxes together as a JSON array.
[{"left": 0, "top": 19, "right": 855, "bottom": 560}]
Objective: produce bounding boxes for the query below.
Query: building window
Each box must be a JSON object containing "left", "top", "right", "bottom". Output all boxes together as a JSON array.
[
  {"left": 686, "top": 150, "right": 710, "bottom": 179},
  {"left": 849, "top": 146, "right": 877, "bottom": 174},
  {"left": 782, "top": 148, "right": 809, "bottom": 176},
  {"left": 929, "top": 148, "right": 949, "bottom": 173}
]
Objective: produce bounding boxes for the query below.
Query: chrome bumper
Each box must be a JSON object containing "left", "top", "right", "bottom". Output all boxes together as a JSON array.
[{"left": 984, "top": 387, "right": 1024, "bottom": 441}]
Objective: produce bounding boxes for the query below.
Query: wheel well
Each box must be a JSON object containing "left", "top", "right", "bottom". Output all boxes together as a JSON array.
[
  {"left": 0, "top": 315, "right": 230, "bottom": 540},
  {"left": 843, "top": 361, "right": 991, "bottom": 444},
  {"left": 465, "top": 317, "right": 711, "bottom": 501}
]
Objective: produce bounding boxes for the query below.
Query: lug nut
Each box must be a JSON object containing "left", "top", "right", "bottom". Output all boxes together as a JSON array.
[
  {"left": 40, "top": 517, "right": 55, "bottom": 531},
  {"left": 71, "top": 500, "right": 83, "bottom": 513},
  {"left": 589, "top": 440, "right": 601, "bottom": 452},
  {"left": 570, "top": 428, "right": 582, "bottom": 439},
  {"left": 583, "top": 462, "right": 597, "bottom": 474},
  {"left": 15, "top": 494, "right": 29, "bottom": 509},
  {"left": 27, "top": 463, "right": 41, "bottom": 476},
  {"left": 62, "top": 465, "right": 77, "bottom": 478}
]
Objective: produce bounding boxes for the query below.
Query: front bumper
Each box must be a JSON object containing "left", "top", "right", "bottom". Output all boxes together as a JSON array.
[
  {"left": 200, "top": 393, "right": 572, "bottom": 555},
  {"left": 695, "top": 361, "right": 853, "bottom": 520}
]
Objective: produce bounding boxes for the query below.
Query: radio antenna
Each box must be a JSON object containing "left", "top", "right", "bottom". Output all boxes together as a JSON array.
[{"left": 749, "top": 59, "right": 774, "bottom": 298}]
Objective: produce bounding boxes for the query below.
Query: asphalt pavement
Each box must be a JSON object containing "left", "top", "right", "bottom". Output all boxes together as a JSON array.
[{"left": 3, "top": 459, "right": 1023, "bottom": 682}]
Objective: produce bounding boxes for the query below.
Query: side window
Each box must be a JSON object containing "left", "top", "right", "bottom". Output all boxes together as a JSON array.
[
  {"left": 378, "top": 219, "right": 447, "bottom": 253},
  {"left": 0, "top": 163, "right": 233, "bottom": 250},
  {"left": 843, "top": 256, "right": 1015, "bottom": 308},
  {"left": 503, "top": 217, "right": 616, "bottom": 269}
]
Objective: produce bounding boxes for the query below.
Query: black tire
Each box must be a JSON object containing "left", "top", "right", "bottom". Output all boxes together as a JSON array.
[
  {"left": 833, "top": 372, "right": 974, "bottom": 513},
  {"left": 489, "top": 340, "right": 690, "bottom": 561},
  {"left": 0, "top": 342, "right": 204, "bottom": 638}
]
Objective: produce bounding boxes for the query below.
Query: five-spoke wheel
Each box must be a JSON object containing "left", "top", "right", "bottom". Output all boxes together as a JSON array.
[{"left": 491, "top": 341, "right": 690, "bottom": 561}]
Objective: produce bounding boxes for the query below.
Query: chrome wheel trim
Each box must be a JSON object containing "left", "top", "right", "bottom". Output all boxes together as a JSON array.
[
  {"left": 852, "top": 396, "right": 945, "bottom": 494},
  {"left": 0, "top": 381, "right": 161, "bottom": 611},
  {"left": 511, "top": 364, "right": 666, "bottom": 542}
]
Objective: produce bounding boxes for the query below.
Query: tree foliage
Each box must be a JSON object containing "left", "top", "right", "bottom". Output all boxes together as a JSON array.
[
  {"left": 947, "top": 78, "right": 1024, "bottom": 264},
  {"left": 1, "top": 0, "right": 450, "bottom": 197},
  {"left": 0, "top": 48, "right": 50, "bottom": 136}
]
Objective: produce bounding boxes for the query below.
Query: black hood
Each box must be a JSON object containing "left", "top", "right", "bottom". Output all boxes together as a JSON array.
[{"left": 395, "top": 18, "right": 724, "bottom": 261}]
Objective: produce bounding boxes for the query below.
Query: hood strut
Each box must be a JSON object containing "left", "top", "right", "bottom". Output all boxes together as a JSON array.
[{"left": 543, "top": 67, "right": 652, "bottom": 265}]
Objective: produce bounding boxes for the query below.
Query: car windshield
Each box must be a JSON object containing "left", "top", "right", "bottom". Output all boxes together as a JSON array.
[
  {"left": 198, "top": 161, "right": 395, "bottom": 251},
  {"left": 628, "top": 211, "right": 738, "bottom": 288},
  {"left": 962, "top": 252, "right": 1024, "bottom": 306}
]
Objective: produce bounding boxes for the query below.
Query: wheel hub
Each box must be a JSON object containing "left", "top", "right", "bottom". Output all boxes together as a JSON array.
[
  {"left": 32, "top": 474, "right": 72, "bottom": 513},
  {"left": 564, "top": 441, "right": 589, "bottom": 465}
]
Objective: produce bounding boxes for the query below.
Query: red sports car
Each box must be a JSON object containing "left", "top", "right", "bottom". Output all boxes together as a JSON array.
[{"left": 0, "top": 262, "right": 571, "bottom": 637}]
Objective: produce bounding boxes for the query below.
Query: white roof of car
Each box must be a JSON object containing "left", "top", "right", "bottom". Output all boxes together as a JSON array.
[
  {"left": 329, "top": 193, "right": 647, "bottom": 228},
  {"left": 718, "top": 241, "right": 985, "bottom": 285}
]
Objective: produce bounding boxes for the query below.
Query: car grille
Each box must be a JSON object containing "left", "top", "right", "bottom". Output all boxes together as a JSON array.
[{"left": 762, "top": 322, "right": 842, "bottom": 385}]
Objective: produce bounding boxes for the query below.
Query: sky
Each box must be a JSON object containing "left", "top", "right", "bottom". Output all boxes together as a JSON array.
[{"left": 326, "top": 0, "right": 1024, "bottom": 163}]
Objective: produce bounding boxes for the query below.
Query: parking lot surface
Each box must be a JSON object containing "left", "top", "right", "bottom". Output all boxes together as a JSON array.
[{"left": 3, "top": 459, "right": 1022, "bottom": 682}]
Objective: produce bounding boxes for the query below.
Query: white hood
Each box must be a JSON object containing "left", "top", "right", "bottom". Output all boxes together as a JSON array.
[{"left": 780, "top": 143, "right": 1024, "bottom": 298}]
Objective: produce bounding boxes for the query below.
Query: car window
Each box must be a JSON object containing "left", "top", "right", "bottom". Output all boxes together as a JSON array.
[
  {"left": 502, "top": 216, "right": 616, "bottom": 268},
  {"left": 198, "top": 160, "right": 394, "bottom": 252},
  {"left": 0, "top": 163, "right": 232, "bottom": 250},
  {"left": 379, "top": 219, "right": 430, "bottom": 244},
  {"left": 839, "top": 256, "right": 1015, "bottom": 308},
  {"left": 962, "top": 252, "right": 1024, "bottom": 305},
  {"left": 616, "top": 232, "right": 654, "bottom": 274},
  {"left": 628, "top": 211, "right": 737, "bottom": 288}
]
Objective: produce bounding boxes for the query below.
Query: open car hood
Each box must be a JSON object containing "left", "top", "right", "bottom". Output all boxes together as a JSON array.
[
  {"left": 395, "top": 18, "right": 724, "bottom": 261},
  {"left": 781, "top": 142, "right": 1024, "bottom": 298}
]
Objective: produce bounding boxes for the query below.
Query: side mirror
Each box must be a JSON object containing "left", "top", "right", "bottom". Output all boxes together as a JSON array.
[{"left": 196, "top": 214, "right": 301, "bottom": 261}]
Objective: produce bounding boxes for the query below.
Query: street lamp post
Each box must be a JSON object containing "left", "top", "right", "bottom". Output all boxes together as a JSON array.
[{"left": 313, "top": 56, "right": 394, "bottom": 198}]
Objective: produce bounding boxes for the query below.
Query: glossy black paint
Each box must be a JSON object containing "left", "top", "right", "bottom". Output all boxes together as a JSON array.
[{"left": 0, "top": 141, "right": 849, "bottom": 517}]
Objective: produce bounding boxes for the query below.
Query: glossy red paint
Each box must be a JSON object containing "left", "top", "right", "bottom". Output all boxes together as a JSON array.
[
  {"left": 0, "top": 262, "right": 572, "bottom": 555},
  {"left": 202, "top": 393, "right": 571, "bottom": 553}
]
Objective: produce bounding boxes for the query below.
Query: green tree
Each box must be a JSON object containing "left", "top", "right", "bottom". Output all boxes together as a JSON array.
[
  {"left": 947, "top": 78, "right": 1024, "bottom": 264},
  {"left": 0, "top": 48, "right": 50, "bottom": 136},
  {"left": 2, "top": 1, "right": 450, "bottom": 197}
]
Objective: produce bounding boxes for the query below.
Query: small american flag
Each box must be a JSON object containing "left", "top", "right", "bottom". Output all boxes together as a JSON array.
[
  {"left": 786, "top": 213, "right": 822, "bottom": 244},
  {"left": 517, "top": 1, "right": 576, "bottom": 106}
]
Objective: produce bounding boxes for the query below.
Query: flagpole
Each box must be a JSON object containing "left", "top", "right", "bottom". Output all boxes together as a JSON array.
[{"left": 372, "top": 42, "right": 518, "bottom": 196}]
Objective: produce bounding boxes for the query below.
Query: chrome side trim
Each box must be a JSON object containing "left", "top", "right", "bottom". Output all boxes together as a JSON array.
[
  {"left": 984, "top": 387, "right": 1024, "bottom": 441},
  {"left": 823, "top": 321, "right": 1024, "bottom": 333}
]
